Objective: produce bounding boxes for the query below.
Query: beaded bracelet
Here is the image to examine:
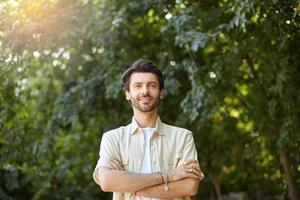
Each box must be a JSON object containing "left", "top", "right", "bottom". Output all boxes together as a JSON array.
[
  {"left": 162, "top": 171, "right": 169, "bottom": 191},
  {"left": 158, "top": 172, "right": 164, "bottom": 184}
]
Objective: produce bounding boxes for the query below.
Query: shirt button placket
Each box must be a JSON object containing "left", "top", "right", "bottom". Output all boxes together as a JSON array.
[{"left": 151, "top": 143, "right": 159, "bottom": 172}]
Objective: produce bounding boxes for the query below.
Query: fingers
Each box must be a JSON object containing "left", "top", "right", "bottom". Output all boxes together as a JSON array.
[
  {"left": 184, "top": 160, "right": 200, "bottom": 172},
  {"left": 109, "top": 159, "right": 125, "bottom": 170},
  {"left": 168, "top": 161, "right": 205, "bottom": 182},
  {"left": 183, "top": 160, "right": 205, "bottom": 180},
  {"left": 199, "top": 171, "right": 205, "bottom": 181},
  {"left": 183, "top": 159, "right": 198, "bottom": 165},
  {"left": 187, "top": 172, "right": 201, "bottom": 180},
  {"left": 188, "top": 165, "right": 201, "bottom": 178},
  {"left": 188, "top": 163, "right": 200, "bottom": 172},
  {"left": 177, "top": 164, "right": 199, "bottom": 179},
  {"left": 183, "top": 160, "right": 199, "bottom": 172},
  {"left": 187, "top": 167, "right": 204, "bottom": 180}
]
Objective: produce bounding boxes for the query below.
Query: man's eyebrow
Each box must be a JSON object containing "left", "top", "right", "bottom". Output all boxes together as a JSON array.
[
  {"left": 148, "top": 82, "right": 159, "bottom": 85},
  {"left": 131, "top": 81, "right": 158, "bottom": 85},
  {"left": 131, "top": 82, "right": 143, "bottom": 85}
]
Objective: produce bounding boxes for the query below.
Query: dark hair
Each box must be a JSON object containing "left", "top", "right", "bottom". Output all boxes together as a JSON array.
[{"left": 122, "top": 59, "right": 164, "bottom": 91}]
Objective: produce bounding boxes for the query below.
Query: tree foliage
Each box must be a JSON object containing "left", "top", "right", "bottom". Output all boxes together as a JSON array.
[{"left": 1, "top": 0, "right": 300, "bottom": 199}]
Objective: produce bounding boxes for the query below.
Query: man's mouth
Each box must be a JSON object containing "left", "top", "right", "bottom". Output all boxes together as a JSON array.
[{"left": 139, "top": 96, "right": 151, "bottom": 103}]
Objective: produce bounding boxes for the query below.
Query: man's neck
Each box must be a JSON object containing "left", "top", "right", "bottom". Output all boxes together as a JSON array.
[{"left": 133, "top": 110, "right": 158, "bottom": 128}]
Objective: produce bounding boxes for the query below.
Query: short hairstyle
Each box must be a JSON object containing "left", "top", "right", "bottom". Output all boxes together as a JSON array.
[{"left": 122, "top": 59, "right": 164, "bottom": 91}]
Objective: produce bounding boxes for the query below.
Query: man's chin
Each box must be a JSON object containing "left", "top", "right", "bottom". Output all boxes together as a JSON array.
[
  {"left": 132, "top": 101, "right": 159, "bottom": 113},
  {"left": 140, "top": 108, "right": 156, "bottom": 113},
  {"left": 138, "top": 105, "right": 157, "bottom": 113}
]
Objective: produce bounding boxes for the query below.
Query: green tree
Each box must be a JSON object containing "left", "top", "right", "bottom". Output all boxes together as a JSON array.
[{"left": 1, "top": 0, "right": 300, "bottom": 199}]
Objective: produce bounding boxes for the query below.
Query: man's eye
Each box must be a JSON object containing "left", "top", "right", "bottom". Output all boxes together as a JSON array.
[{"left": 149, "top": 84, "right": 157, "bottom": 88}]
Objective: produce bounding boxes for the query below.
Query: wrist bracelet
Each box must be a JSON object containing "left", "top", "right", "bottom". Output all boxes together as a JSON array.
[
  {"left": 163, "top": 171, "right": 169, "bottom": 191},
  {"left": 158, "top": 172, "right": 163, "bottom": 184}
]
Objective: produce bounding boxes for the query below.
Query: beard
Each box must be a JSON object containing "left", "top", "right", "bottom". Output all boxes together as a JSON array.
[{"left": 130, "top": 95, "right": 160, "bottom": 113}]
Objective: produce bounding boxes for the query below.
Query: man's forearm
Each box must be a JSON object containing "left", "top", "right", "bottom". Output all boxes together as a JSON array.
[
  {"left": 93, "top": 167, "right": 162, "bottom": 193},
  {"left": 136, "top": 178, "right": 199, "bottom": 198}
]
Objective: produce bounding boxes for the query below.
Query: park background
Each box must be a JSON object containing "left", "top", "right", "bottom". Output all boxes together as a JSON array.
[{"left": 1, "top": 0, "right": 300, "bottom": 199}]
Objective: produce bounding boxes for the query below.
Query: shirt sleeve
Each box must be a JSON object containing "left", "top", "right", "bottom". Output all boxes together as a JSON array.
[
  {"left": 93, "top": 131, "right": 120, "bottom": 185},
  {"left": 179, "top": 131, "right": 198, "bottom": 165}
]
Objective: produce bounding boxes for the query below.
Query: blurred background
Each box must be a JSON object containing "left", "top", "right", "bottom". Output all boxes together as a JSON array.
[{"left": 1, "top": 0, "right": 300, "bottom": 199}]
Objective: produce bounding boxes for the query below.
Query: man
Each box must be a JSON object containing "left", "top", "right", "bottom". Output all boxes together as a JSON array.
[{"left": 93, "top": 59, "right": 204, "bottom": 200}]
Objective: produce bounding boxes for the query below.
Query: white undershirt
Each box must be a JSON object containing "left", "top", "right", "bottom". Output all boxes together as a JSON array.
[
  {"left": 137, "top": 128, "right": 157, "bottom": 200},
  {"left": 140, "top": 128, "right": 155, "bottom": 174}
]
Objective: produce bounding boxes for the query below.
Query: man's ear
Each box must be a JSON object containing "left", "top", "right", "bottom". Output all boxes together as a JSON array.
[
  {"left": 160, "top": 90, "right": 164, "bottom": 99},
  {"left": 125, "top": 90, "right": 130, "bottom": 100}
]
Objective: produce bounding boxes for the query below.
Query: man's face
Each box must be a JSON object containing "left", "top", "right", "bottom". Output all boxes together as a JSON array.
[{"left": 125, "top": 72, "right": 164, "bottom": 113}]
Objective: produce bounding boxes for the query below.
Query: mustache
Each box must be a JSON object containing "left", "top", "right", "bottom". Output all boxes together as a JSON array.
[{"left": 140, "top": 94, "right": 151, "bottom": 98}]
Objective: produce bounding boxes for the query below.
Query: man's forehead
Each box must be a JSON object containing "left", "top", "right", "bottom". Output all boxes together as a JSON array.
[{"left": 130, "top": 72, "right": 159, "bottom": 83}]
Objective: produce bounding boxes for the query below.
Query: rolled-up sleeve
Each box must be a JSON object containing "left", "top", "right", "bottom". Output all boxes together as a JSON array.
[
  {"left": 180, "top": 131, "right": 198, "bottom": 164},
  {"left": 93, "top": 132, "right": 120, "bottom": 185}
]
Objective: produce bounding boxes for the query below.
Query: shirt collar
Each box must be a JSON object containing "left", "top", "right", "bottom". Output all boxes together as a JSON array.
[{"left": 130, "top": 116, "right": 164, "bottom": 136}]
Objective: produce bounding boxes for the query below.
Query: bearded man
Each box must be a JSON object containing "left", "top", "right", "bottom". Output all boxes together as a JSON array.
[{"left": 93, "top": 59, "right": 204, "bottom": 200}]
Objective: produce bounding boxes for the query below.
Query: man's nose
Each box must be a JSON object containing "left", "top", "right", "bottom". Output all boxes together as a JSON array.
[{"left": 141, "top": 85, "right": 149, "bottom": 95}]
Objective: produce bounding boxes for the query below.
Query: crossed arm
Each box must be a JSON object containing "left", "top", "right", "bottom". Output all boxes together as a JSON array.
[
  {"left": 93, "top": 159, "right": 204, "bottom": 198},
  {"left": 136, "top": 178, "right": 199, "bottom": 198}
]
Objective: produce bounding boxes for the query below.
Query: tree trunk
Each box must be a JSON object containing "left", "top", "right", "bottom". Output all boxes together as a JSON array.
[
  {"left": 279, "top": 150, "right": 297, "bottom": 200},
  {"left": 212, "top": 178, "right": 223, "bottom": 200}
]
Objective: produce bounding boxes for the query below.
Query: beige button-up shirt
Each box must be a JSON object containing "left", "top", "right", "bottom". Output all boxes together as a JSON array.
[{"left": 93, "top": 117, "right": 198, "bottom": 200}]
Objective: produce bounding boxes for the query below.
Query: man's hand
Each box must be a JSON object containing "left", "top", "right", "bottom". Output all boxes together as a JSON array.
[
  {"left": 108, "top": 159, "right": 125, "bottom": 171},
  {"left": 135, "top": 160, "right": 204, "bottom": 198},
  {"left": 167, "top": 159, "right": 205, "bottom": 182}
]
